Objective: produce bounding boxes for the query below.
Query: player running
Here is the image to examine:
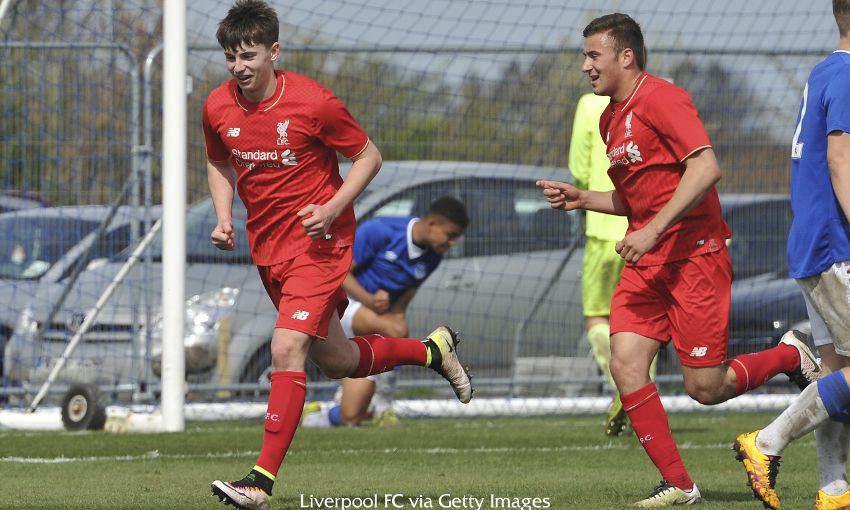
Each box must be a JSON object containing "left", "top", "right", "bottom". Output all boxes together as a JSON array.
[
  {"left": 538, "top": 12, "right": 820, "bottom": 507},
  {"left": 202, "top": 2, "right": 471, "bottom": 508}
]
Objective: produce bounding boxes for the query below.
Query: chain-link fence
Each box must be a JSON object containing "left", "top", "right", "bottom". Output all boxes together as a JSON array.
[{"left": 0, "top": 1, "right": 833, "bottom": 420}]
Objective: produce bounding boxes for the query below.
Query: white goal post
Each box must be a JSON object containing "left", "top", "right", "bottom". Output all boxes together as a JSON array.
[{"left": 161, "top": 0, "right": 187, "bottom": 433}]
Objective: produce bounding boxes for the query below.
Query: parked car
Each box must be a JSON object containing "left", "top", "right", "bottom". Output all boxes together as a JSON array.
[
  {"left": 0, "top": 205, "right": 159, "bottom": 380},
  {"left": 0, "top": 191, "right": 48, "bottom": 215},
  {"left": 724, "top": 194, "right": 808, "bottom": 352},
  {"left": 4, "top": 161, "right": 582, "bottom": 399},
  {"left": 3, "top": 162, "right": 807, "bottom": 401}
]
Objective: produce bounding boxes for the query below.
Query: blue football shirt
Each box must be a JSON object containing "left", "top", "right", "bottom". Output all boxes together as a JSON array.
[
  {"left": 352, "top": 216, "right": 443, "bottom": 304},
  {"left": 788, "top": 50, "right": 850, "bottom": 279}
]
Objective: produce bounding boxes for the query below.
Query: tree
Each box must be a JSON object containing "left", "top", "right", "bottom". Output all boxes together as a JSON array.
[
  {"left": 0, "top": 0, "right": 161, "bottom": 204},
  {"left": 669, "top": 59, "right": 788, "bottom": 192}
]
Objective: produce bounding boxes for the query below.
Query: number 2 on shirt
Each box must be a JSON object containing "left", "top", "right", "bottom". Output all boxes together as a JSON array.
[{"left": 791, "top": 82, "right": 808, "bottom": 160}]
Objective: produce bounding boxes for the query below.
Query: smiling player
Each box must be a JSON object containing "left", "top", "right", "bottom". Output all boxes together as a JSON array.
[
  {"left": 538, "top": 12, "right": 820, "bottom": 506},
  {"left": 202, "top": 2, "right": 472, "bottom": 508}
]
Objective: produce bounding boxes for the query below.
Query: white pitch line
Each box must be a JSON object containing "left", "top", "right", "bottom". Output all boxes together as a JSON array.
[
  {"left": 3, "top": 439, "right": 796, "bottom": 465},
  {"left": 0, "top": 450, "right": 258, "bottom": 464}
]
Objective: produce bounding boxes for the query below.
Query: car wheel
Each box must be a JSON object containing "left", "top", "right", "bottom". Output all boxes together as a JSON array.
[
  {"left": 0, "top": 328, "right": 10, "bottom": 387},
  {"left": 61, "top": 384, "right": 107, "bottom": 431}
]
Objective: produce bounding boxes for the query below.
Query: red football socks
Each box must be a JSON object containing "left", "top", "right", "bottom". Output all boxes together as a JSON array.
[
  {"left": 729, "top": 343, "right": 799, "bottom": 395},
  {"left": 255, "top": 371, "right": 307, "bottom": 477},
  {"left": 622, "top": 383, "right": 694, "bottom": 490},
  {"left": 350, "top": 334, "right": 428, "bottom": 377}
]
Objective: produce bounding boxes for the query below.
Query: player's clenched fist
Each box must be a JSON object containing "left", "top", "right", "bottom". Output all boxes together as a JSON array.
[
  {"left": 615, "top": 227, "right": 659, "bottom": 264},
  {"left": 298, "top": 203, "right": 339, "bottom": 240},
  {"left": 211, "top": 222, "right": 235, "bottom": 251}
]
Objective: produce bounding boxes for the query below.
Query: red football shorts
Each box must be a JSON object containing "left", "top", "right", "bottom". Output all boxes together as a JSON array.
[
  {"left": 256, "top": 245, "right": 352, "bottom": 339},
  {"left": 609, "top": 248, "right": 732, "bottom": 367}
]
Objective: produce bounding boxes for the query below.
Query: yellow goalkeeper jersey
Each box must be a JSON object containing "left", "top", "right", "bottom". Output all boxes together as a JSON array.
[{"left": 568, "top": 93, "right": 628, "bottom": 242}]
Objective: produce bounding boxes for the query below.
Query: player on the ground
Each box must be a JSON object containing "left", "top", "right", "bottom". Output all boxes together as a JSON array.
[
  {"left": 538, "top": 13, "right": 821, "bottom": 507},
  {"left": 302, "top": 196, "right": 468, "bottom": 428},
  {"left": 732, "top": 2, "right": 850, "bottom": 509},
  {"left": 203, "top": 2, "right": 471, "bottom": 508}
]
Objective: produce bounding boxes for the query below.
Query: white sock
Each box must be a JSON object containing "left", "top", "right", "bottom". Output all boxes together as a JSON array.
[
  {"left": 757, "top": 382, "right": 829, "bottom": 455},
  {"left": 817, "top": 421, "right": 850, "bottom": 496}
]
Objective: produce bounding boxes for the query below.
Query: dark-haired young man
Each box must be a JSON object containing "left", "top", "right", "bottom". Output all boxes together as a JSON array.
[
  {"left": 538, "top": 12, "right": 820, "bottom": 507},
  {"left": 202, "top": 2, "right": 471, "bottom": 508},
  {"left": 303, "top": 196, "right": 469, "bottom": 428}
]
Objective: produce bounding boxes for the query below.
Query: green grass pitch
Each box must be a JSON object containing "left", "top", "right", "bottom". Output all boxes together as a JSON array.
[{"left": 0, "top": 412, "right": 821, "bottom": 509}]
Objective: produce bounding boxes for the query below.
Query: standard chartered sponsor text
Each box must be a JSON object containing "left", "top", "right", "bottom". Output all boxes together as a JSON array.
[{"left": 230, "top": 147, "right": 297, "bottom": 168}]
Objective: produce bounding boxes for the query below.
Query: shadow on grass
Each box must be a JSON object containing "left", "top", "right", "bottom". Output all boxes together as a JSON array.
[{"left": 701, "top": 489, "right": 760, "bottom": 504}]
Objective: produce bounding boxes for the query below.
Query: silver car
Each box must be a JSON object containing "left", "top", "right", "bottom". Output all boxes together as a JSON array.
[
  {"left": 4, "top": 161, "right": 582, "bottom": 399},
  {"left": 0, "top": 192, "right": 47, "bottom": 215},
  {"left": 0, "top": 206, "right": 158, "bottom": 382}
]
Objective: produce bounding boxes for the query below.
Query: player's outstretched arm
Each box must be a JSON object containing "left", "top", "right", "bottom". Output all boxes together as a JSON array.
[{"left": 536, "top": 179, "right": 623, "bottom": 215}]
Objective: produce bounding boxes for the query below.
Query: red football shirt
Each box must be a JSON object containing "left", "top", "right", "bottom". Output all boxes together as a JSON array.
[
  {"left": 599, "top": 72, "right": 730, "bottom": 266},
  {"left": 203, "top": 70, "right": 369, "bottom": 265}
]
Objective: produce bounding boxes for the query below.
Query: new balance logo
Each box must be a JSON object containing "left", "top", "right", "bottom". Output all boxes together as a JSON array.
[
  {"left": 690, "top": 347, "right": 708, "bottom": 357},
  {"left": 226, "top": 127, "right": 240, "bottom": 137},
  {"left": 291, "top": 310, "right": 310, "bottom": 321}
]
